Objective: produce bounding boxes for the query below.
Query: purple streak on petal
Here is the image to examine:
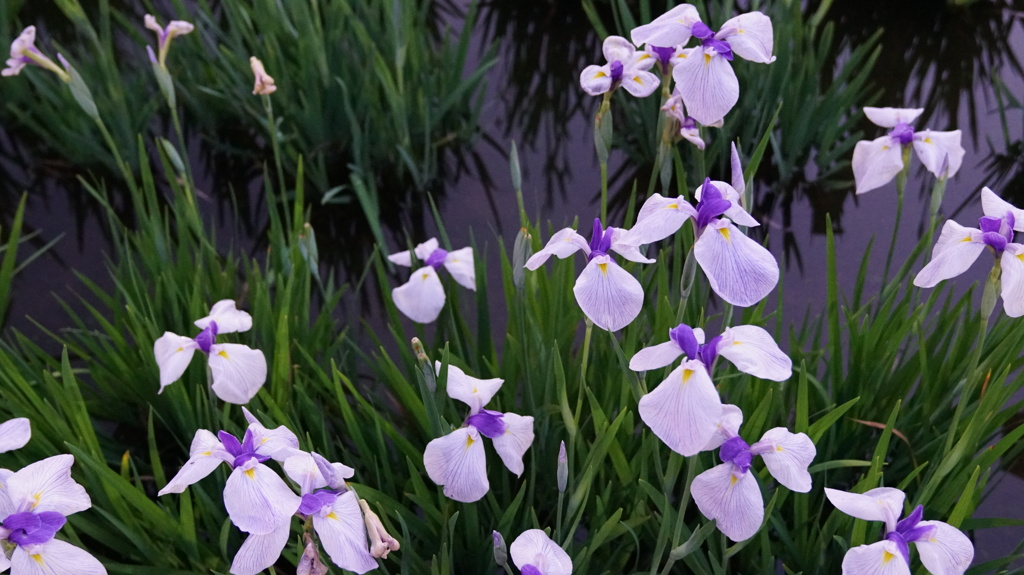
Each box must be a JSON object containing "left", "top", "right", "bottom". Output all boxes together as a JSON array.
[
  {"left": 609, "top": 60, "right": 624, "bottom": 83},
  {"left": 894, "top": 504, "right": 924, "bottom": 535},
  {"left": 219, "top": 429, "right": 271, "bottom": 469},
  {"left": 982, "top": 232, "right": 1008, "bottom": 253},
  {"left": 889, "top": 122, "right": 915, "bottom": 145},
  {"left": 719, "top": 436, "right": 752, "bottom": 473},
  {"left": 884, "top": 531, "right": 912, "bottom": 565},
  {"left": 425, "top": 248, "right": 449, "bottom": 269},
  {"left": 682, "top": 116, "right": 698, "bottom": 130},
  {"left": 587, "top": 218, "right": 613, "bottom": 260},
  {"left": 691, "top": 21, "right": 714, "bottom": 40},
  {"left": 467, "top": 409, "right": 506, "bottom": 439},
  {"left": 521, "top": 566, "right": 544, "bottom": 575},
  {"left": 979, "top": 216, "right": 1003, "bottom": 235},
  {"left": 4, "top": 510, "right": 66, "bottom": 546},
  {"left": 147, "top": 45, "right": 158, "bottom": 64},
  {"left": 669, "top": 324, "right": 701, "bottom": 359},
  {"left": 195, "top": 321, "right": 218, "bottom": 353},
  {"left": 902, "top": 523, "right": 936, "bottom": 545},
  {"left": 696, "top": 179, "right": 731, "bottom": 230},
  {"left": 703, "top": 38, "right": 733, "bottom": 61},
  {"left": 651, "top": 45, "right": 675, "bottom": 72},
  {"left": 699, "top": 335, "right": 723, "bottom": 367},
  {"left": 298, "top": 489, "right": 339, "bottom": 516}
]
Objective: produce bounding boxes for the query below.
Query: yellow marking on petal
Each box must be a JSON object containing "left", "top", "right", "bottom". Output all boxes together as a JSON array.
[
  {"left": 776, "top": 445, "right": 784, "bottom": 452},
  {"left": 218, "top": 350, "right": 229, "bottom": 359},
  {"left": 465, "top": 434, "right": 476, "bottom": 449},
  {"left": 245, "top": 468, "right": 256, "bottom": 479},
  {"left": 594, "top": 71, "right": 608, "bottom": 79},
  {"left": 682, "top": 369, "right": 694, "bottom": 384},
  {"left": 730, "top": 475, "right": 738, "bottom": 486},
  {"left": 882, "top": 550, "right": 895, "bottom": 564},
  {"left": 1017, "top": 253, "right": 1024, "bottom": 263},
  {"left": 738, "top": 28, "right": 746, "bottom": 34},
  {"left": 31, "top": 554, "right": 44, "bottom": 566},
  {"left": 598, "top": 263, "right": 608, "bottom": 275},
  {"left": 421, "top": 272, "right": 430, "bottom": 280},
  {"left": 719, "top": 227, "right": 731, "bottom": 241},
  {"left": 666, "top": 203, "right": 679, "bottom": 209},
  {"left": 633, "top": 75, "right": 644, "bottom": 85},
  {"left": 200, "top": 450, "right": 212, "bottom": 456},
  {"left": 638, "top": 54, "right": 651, "bottom": 60},
  {"left": 960, "top": 236, "right": 973, "bottom": 243},
  {"left": 176, "top": 346, "right": 184, "bottom": 352},
  {"left": 924, "top": 137, "right": 933, "bottom": 144},
  {"left": 452, "top": 259, "right": 458, "bottom": 263},
  {"left": 732, "top": 341, "right": 742, "bottom": 345},
  {"left": 881, "top": 145, "right": 890, "bottom": 151},
  {"left": 704, "top": 53, "right": 712, "bottom": 66},
  {"left": 31, "top": 492, "right": 42, "bottom": 508}
]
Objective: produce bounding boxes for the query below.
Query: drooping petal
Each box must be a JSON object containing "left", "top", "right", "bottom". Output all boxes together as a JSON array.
[
  {"left": 392, "top": 266, "right": 446, "bottom": 324},
  {"left": 314, "top": 491, "right": 378, "bottom": 574},
  {"left": 246, "top": 417, "right": 301, "bottom": 462},
  {"left": 580, "top": 64, "right": 614, "bottom": 96},
  {"left": 627, "top": 194, "right": 698, "bottom": 245},
  {"left": 524, "top": 228, "right": 590, "bottom": 269},
  {"left": 0, "top": 418, "right": 30, "bottom": 453},
  {"left": 208, "top": 343, "right": 267, "bottom": 405},
  {"left": 509, "top": 529, "right": 573, "bottom": 575},
  {"left": 863, "top": 107, "right": 924, "bottom": 128},
  {"left": 852, "top": 136, "right": 905, "bottom": 195},
  {"left": 159, "top": 429, "right": 231, "bottom": 495},
  {"left": 194, "top": 299, "right": 253, "bottom": 333},
  {"left": 716, "top": 12, "right": 775, "bottom": 63},
  {"left": 438, "top": 362, "right": 504, "bottom": 414},
  {"left": 629, "top": 4, "right": 701, "bottom": 48},
  {"left": 715, "top": 325, "right": 792, "bottom": 381},
  {"left": 573, "top": 256, "right": 644, "bottom": 332},
  {"left": 913, "top": 221, "right": 986, "bottom": 288},
  {"left": 981, "top": 187, "right": 1024, "bottom": 232},
  {"left": 224, "top": 460, "right": 302, "bottom": 535},
  {"left": 912, "top": 130, "right": 964, "bottom": 179},
  {"left": 387, "top": 238, "right": 439, "bottom": 267},
  {"left": 7, "top": 454, "right": 90, "bottom": 516},
  {"left": 914, "top": 520, "right": 974, "bottom": 575},
  {"left": 825, "top": 487, "right": 905, "bottom": 533},
  {"left": 609, "top": 228, "right": 656, "bottom": 263},
  {"left": 153, "top": 332, "right": 199, "bottom": 392},
  {"left": 619, "top": 69, "right": 660, "bottom": 98},
  {"left": 841, "top": 541, "right": 912, "bottom": 575},
  {"left": 675, "top": 46, "right": 740, "bottom": 126},
  {"left": 490, "top": 413, "right": 535, "bottom": 477},
  {"left": 691, "top": 463, "right": 764, "bottom": 542},
  {"left": 629, "top": 340, "right": 684, "bottom": 371},
  {"left": 230, "top": 518, "right": 292, "bottom": 575},
  {"left": 10, "top": 538, "right": 107, "bottom": 575},
  {"left": 702, "top": 404, "right": 744, "bottom": 451},
  {"left": 638, "top": 360, "right": 723, "bottom": 456},
  {"left": 694, "top": 219, "right": 779, "bottom": 307},
  {"left": 284, "top": 452, "right": 328, "bottom": 495},
  {"left": 443, "top": 247, "right": 476, "bottom": 290},
  {"left": 311, "top": 452, "right": 355, "bottom": 490},
  {"left": 423, "top": 427, "right": 490, "bottom": 503},
  {"left": 751, "top": 428, "right": 815, "bottom": 492},
  {"left": 1001, "top": 244, "right": 1024, "bottom": 317}
]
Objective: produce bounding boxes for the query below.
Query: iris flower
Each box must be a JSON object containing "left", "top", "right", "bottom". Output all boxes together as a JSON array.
[
  {"left": 825, "top": 487, "right": 973, "bottom": 575},
  {"left": 662, "top": 89, "right": 711, "bottom": 150},
  {"left": 509, "top": 529, "right": 573, "bottom": 575},
  {"left": 423, "top": 364, "right": 534, "bottom": 502},
  {"left": 580, "top": 36, "right": 659, "bottom": 98},
  {"left": 631, "top": 322, "right": 791, "bottom": 456},
  {"left": 388, "top": 238, "right": 475, "bottom": 324},
  {"left": 0, "top": 418, "right": 30, "bottom": 454},
  {"left": 2, "top": 26, "right": 69, "bottom": 81},
  {"left": 852, "top": 107, "right": 964, "bottom": 195},
  {"left": 144, "top": 14, "right": 193, "bottom": 68}
]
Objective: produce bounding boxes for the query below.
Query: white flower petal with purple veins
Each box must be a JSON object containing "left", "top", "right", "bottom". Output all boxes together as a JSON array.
[
  {"left": 981, "top": 186, "right": 1024, "bottom": 232},
  {"left": 608, "top": 228, "right": 656, "bottom": 264},
  {"left": 243, "top": 413, "right": 301, "bottom": 461},
  {"left": 630, "top": 4, "right": 701, "bottom": 48},
  {"left": 10, "top": 538, "right": 107, "bottom": 575},
  {"left": 159, "top": 429, "right": 231, "bottom": 495},
  {"left": 913, "top": 220, "right": 986, "bottom": 289},
  {"left": 580, "top": 64, "right": 615, "bottom": 96},
  {"left": 230, "top": 518, "right": 292, "bottom": 575},
  {"left": 423, "top": 427, "right": 489, "bottom": 503},
  {"left": 691, "top": 462, "right": 764, "bottom": 542},
  {"left": 702, "top": 404, "right": 744, "bottom": 451},
  {"left": 573, "top": 255, "right": 644, "bottom": 331},
  {"left": 510, "top": 529, "right": 573, "bottom": 575},
  {"left": 387, "top": 238, "right": 439, "bottom": 267},
  {"left": 694, "top": 219, "right": 779, "bottom": 307},
  {"left": 437, "top": 362, "right": 504, "bottom": 414},
  {"left": 638, "top": 360, "right": 723, "bottom": 456},
  {"left": 852, "top": 135, "right": 906, "bottom": 195},
  {"left": 524, "top": 228, "right": 590, "bottom": 269},
  {"left": 914, "top": 520, "right": 974, "bottom": 575},
  {"left": 825, "top": 487, "right": 905, "bottom": 533},
  {"left": 715, "top": 325, "right": 792, "bottom": 381},
  {"left": 314, "top": 491, "right": 378, "bottom": 574},
  {"left": 6, "top": 454, "right": 90, "bottom": 516},
  {"left": 842, "top": 541, "right": 912, "bottom": 575},
  {"left": 311, "top": 451, "right": 355, "bottom": 490},
  {"left": 443, "top": 247, "right": 476, "bottom": 290},
  {"left": 864, "top": 107, "right": 924, "bottom": 128},
  {"left": 629, "top": 340, "right": 684, "bottom": 372},
  {"left": 675, "top": 46, "right": 740, "bottom": 126},
  {"left": 1001, "top": 244, "right": 1024, "bottom": 317},
  {"left": 603, "top": 36, "right": 637, "bottom": 64},
  {"left": 392, "top": 265, "right": 446, "bottom": 323},
  {"left": 619, "top": 69, "right": 660, "bottom": 98},
  {"left": 224, "top": 459, "right": 302, "bottom": 535},
  {"left": 194, "top": 299, "right": 253, "bottom": 333},
  {"left": 0, "top": 417, "right": 30, "bottom": 453},
  {"left": 3, "top": 26, "right": 37, "bottom": 77},
  {"left": 627, "top": 194, "right": 698, "bottom": 245},
  {"left": 153, "top": 332, "right": 199, "bottom": 392},
  {"left": 695, "top": 180, "right": 759, "bottom": 227},
  {"left": 284, "top": 452, "right": 328, "bottom": 495},
  {"left": 490, "top": 413, "right": 535, "bottom": 477},
  {"left": 751, "top": 428, "right": 815, "bottom": 492},
  {"left": 731, "top": 143, "right": 745, "bottom": 195},
  {"left": 208, "top": 343, "right": 267, "bottom": 405},
  {"left": 715, "top": 12, "right": 775, "bottom": 63},
  {"left": 912, "top": 130, "right": 964, "bottom": 179}
]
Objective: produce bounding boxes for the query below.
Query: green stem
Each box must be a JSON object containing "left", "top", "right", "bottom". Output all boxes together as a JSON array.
[
  {"left": 580, "top": 319, "right": 595, "bottom": 384},
  {"left": 600, "top": 161, "right": 609, "bottom": 223},
  {"left": 556, "top": 490, "right": 565, "bottom": 544},
  {"left": 880, "top": 147, "right": 912, "bottom": 292},
  {"left": 264, "top": 95, "right": 288, "bottom": 201},
  {"left": 93, "top": 116, "right": 137, "bottom": 191}
]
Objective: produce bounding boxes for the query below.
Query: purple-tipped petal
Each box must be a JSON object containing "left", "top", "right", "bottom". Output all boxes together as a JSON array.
[
  {"left": 629, "top": 340, "right": 684, "bottom": 371},
  {"left": 0, "top": 418, "right": 30, "bottom": 453},
  {"left": 629, "top": 4, "right": 701, "bottom": 48},
  {"left": 159, "top": 429, "right": 231, "bottom": 495},
  {"left": 437, "top": 362, "right": 504, "bottom": 414},
  {"left": 981, "top": 187, "right": 1024, "bottom": 232},
  {"left": 675, "top": 46, "right": 740, "bottom": 126},
  {"left": 423, "top": 427, "right": 489, "bottom": 503},
  {"left": 852, "top": 136, "right": 905, "bottom": 194},
  {"left": 10, "top": 538, "right": 107, "bottom": 575},
  {"left": 490, "top": 413, "right": 535, "bottom": 477},
  {"left": 825, "top": 487, "right": 905, "bottom": 533},
  {"left": 841, "top": 541, "right": 912, "bottom": 575},
  {"left": 525, "top": 228, "right": 590, "bottom": 269},
  {"left": 443, "top": 247, "right": 476, "bottom": 290},
  {"left": 638, "top": 360, "right": 723, "bottom": 456},
  {"left": 509, "top": 529, "right": 573, "bottom": 575},
  {"left": 194, "top": 300, "right": 253, "bottom": 334},
  {"left": 715, "top": 325, "right": 792, "bottom": 381},
  {"left": 695, "top": 180, "right": 759, "bottom": 227},
  {"left": 716, "top": 12, "right": 775, "bottom": 63},
  {"left": 1001, "top": 244, "right": 1024, "bottom": 317},
  {"left": 7, "top": 455, "right": 90, "bottom": 516},
  {"left": 702, "top": 404, "right": 744, "bottom": 451},
  {"left": 691, "top": 462, "right": 764, "bottom": 542},
  {"left": 913, "top": 221, "right": 986, "bottom": 288},
  {"left": 230, "top": 518, "right": 292, "bottom": 575},
  {"left": 914, "top": 520, "right": 973, "bottom": 575},
  {"left": 694, "top": 220, "right": 779, "bottom": 307},
  {"left": 863, "top": 107, "right": 924, "bottom": 128},
  {"left": 387, "top": 238, "right": 439, "bottom": 267},
  {"left": 573, "top": 256, "right": 644, "bottom": 331},
  {"left": 751, "top": 428, "right": 815, "bottom": 492},
  {"left": 208, "top": 343, "right": 267, "bottom": 405},
  {"left": 392, "top": 266, "right": 446, "bottom": 323},
  {"left": 913, "top": 130, "right": 964, "bottom": 179},
  {"left": 153, "top": 332, "right": 199, "bottom": 392},
  {"left": 314, "top": 491, "right": 378, "bottom": 574},
  {"left": 628, "top": 194, "right": 698, "bottom": 245},
  {"left": 224, "top": 460, "right": 302, "bottom": 535}
]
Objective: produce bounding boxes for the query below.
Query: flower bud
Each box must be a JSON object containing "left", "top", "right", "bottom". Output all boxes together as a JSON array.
[
  {"left": 492, "top": 530, "right": 508, "bottom": 567},
  {"left": 360, "top": 499, "right": 400, "bottom": 559},
  {"left": 513, "top": 228, "right": 532, "bottom": 290},
  {"left": 557, "top": 440, "right": 568, "bottom": 492}
]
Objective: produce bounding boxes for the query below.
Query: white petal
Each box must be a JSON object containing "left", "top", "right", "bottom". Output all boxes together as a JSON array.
[
  {"left": 443, "top": 247, "right": 476, "bottom": 290},
  {"left": 702, "top": 404, "right": 744, "bottom": 451},
  {"left": 0, "top": 551, "right": 8, "bottom": 573},
  {"left": 248, "top": 419, "right": 301, "bottom": 462},
  {"left": 716, "top": 12, "right": 775, "bottom": 63},
  {"left": 913, "top": 130, "right": 964, "bottom": 179},
  {"left": 825, "top": 487, "right": 905, "bottom": 533},
  {"left": 694, "top": 220, "right": 779, "bottom": 307},
  {"left": 751, "top": 428, "right": 815, "bottom": 492},
  {"left": 863, "top": 107, "right": 924, "bottom": 128},
  {"left": 841, "top": 541, "right": 912, "bottom": 575},
  {"left": 392, "top": 266, "right": 446, "bottom": 324},
  {"left": 628, "top": 194, "right": 697, "bottom": 245},
  {"left": 284, "top": 452, "right": 327, "bottom": 495},
  {"left": 11, "top": 539, "right": 107, "bottom": 575},
  {"left": 693, "top": 328, "right": 706, "bottom": 344},
  {"left": 524, "top": 228, "right": 589, "bottom": 269},
  {"left": 208, "top": 344, "right": 267, "bottom": 405},
  {"left": 224, "top": 461, "right": 302, "bottom": 535},
  {"left": 490, "top": 413, "right": 535, "bottom": 477},
  {"left": 629, "top": 340, "right": 683, "bottom": 371},
  {"left": 691, "top": 463, "right": 764, "bottom": 542},
  {"left": 716, "top": 325, "right": 792, "bottom": 381},
  {"left": 913, "top": 221, "right": 985, "bottom": 288},
  {"left": 619, "top": 69, "right": 660, "bottom": 98},
  {"left": 914, "top": 521, "right": 974, "bottom": 575},
  {"left": 7, "top": 454, "right": 90, "bottom": 516},
  {"left": 387, "top": 238, "right": 439, "bottom": 266},
  {"left": 0, "top": 468, "right": 13, "bottom": 518},
  {"left": 230, "top": 518, "right": 292, "bottom": 575},
  {"left": 509, "top": 529, "right": 573, "bottom": 575},
  {"left": 0, "top": 418, "right": 30, "bottom": 453},
  {"left": 580, "top": 64, "right": 614, "bottom": 96},
  {"left": 638, "top": 360, "right": 723, "bottom": 456},
  {"left": 695, "top": 180, "right": 759, "bottom": 227},
  {"left": 675, "top": 47, "right": 740, "bottom": 126},
  {"left": 852, "top": 136, "right": 905, "bottom": 195},
  {"left": 153, "top": 332, "right": 198, "bottom": 393},
  {"left": 609, "top": 228, "right": 655, "bottom": 263},
  {"left": 423, "top": 427, "right": 490, "bottom": 503},
  {"left": 603, "top": 35, "right": 637, "bottom": 63},
  {"left": 438, "top": 362, "right": 504, "bottom": 413},
  {"left": 573, "top": 256, "right": 644, "bottom": 332},
  {"left": 629, "top": 4, "right": 700, "bottom": 47},
  {"left": 314, "top": 491, "right": 378, "bottom": 574},
  {"left": 159, "top": 429, "right": 230, "bottom": 495},
  {"left": 981, "top": 186, "right": 1024, "bottom": 232},
  {"left": 194, "top": 300, "right": 253, "bottom": 334},
  {"left": 731, "top": 142, "right": 745, "bottom": 196},
  {"left": 1001, "top": 245, "right": 1024, "bottom": 317}
]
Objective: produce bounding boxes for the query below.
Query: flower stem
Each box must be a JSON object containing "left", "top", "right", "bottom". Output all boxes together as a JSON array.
[{"left": 880, "top": 150, "right": 911, "bottom": 293}]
